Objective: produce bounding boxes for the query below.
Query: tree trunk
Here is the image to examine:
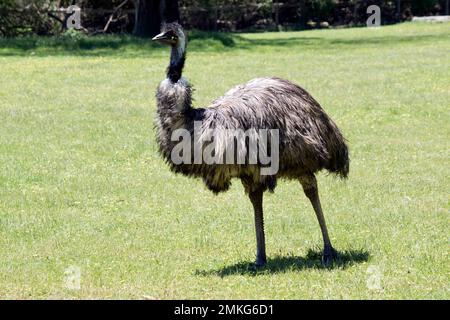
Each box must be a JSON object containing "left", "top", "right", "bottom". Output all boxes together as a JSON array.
[
  {"left": 163, "top": 0, "right": 180, "bottom": 23},
  {"left": 133, "top": 0, "right": 180, "bottom": 38},
  {"left": 133, "top": 0, "right": 160, "bottom": 37},
  {"left": 396, "top": 0, "right": 402, "bottom": 22}
]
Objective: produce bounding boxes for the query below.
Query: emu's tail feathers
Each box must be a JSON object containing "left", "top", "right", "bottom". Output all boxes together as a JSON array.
[{"left": 326, "top": 136, "right": 350, "bottom": 179}]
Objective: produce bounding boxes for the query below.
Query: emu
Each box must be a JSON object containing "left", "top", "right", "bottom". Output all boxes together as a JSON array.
[{"left": 153, "top": 22, "right": 349, "bottom": 267}]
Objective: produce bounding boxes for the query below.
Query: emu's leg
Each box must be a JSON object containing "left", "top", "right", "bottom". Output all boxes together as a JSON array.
[
  {"left": 248, "top": 187, "right": 267, "bottom": 267},
  {"left": 299, "top": 175, "right": 337, "bottom": 265}
]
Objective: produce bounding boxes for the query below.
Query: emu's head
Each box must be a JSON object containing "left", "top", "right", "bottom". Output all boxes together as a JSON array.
[{"left": 152, "top": 22, "right": 186, "bottom": 51}]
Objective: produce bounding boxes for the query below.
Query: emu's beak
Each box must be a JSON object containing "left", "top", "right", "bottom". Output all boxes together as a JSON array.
[
  {"left": 152, "top": 32, "right": 169, "bottom": 42},
  {"left": 152, "top": 32, "right": 168, "bottom": 41}
]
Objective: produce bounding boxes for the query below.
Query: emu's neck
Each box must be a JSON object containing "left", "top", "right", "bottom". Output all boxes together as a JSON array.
[
  {"left": 156, "top": 40, "right": 195, "bottom": 137},
  {"left": 167, "top": 44, "right": 186, "bottom": 83},
  {"left": 156, "top": 43, "right": 192, "bottom": 125}
]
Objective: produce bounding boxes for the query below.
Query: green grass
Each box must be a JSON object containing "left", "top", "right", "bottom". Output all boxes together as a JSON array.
[{"left": 0, "top": 22, "right": 449, "bottom": 299}]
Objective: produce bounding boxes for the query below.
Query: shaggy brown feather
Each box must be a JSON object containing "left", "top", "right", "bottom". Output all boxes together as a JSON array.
[{"left": 156, "top": 76, "right": 349, "bottom": 194}]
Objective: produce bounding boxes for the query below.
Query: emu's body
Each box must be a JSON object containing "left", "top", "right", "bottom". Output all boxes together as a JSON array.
[{"left": 153, "top": 23, "right": 349, "bottom": 266}]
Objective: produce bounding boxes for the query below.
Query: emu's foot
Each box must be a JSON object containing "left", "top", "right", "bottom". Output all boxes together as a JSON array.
[
  {"left": 322, "top": 246, "right": 338, "bottom": 266},
  {"left": 255, "top": 256, "right": 267, "bottom": 268}
]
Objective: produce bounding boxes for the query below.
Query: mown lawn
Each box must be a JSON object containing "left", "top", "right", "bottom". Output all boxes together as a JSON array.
[{"left": 0, "top": 22, "right": 449, "bottom": 299}]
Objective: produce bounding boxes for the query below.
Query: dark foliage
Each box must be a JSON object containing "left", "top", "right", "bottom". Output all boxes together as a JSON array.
[{"left": 0, "top": 0, "right": 448, "bottom": 36}]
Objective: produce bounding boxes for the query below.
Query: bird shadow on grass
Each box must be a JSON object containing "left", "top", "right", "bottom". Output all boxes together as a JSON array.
[{"left": 195, "top": 248, "right": 369, "bottom": 277}]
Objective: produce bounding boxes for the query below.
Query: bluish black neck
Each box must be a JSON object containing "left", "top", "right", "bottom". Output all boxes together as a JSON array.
[{"left": 167, "top": 46, "right": 185, "bottom": 83}]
